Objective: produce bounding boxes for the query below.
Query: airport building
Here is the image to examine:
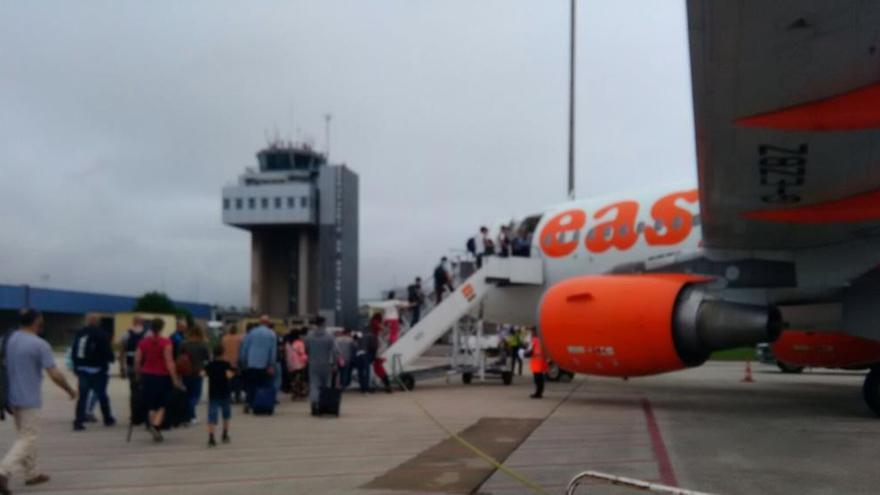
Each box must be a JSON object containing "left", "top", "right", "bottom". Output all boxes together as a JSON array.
[
  {"left": 222, "top": 143, "right": 359, "bottom": 328},
  {"left": 0, "top": 284, "right": 212, "bottom": 346}
]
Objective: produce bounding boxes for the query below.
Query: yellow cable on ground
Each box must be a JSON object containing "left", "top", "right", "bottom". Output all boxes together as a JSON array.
[{"left": 393, "top": 373, "right": 583, "bottom": 495}]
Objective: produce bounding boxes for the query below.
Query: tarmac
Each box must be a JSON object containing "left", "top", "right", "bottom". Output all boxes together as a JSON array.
[{"left": 0, "top": 358, "right": 878, "bottom": 495}]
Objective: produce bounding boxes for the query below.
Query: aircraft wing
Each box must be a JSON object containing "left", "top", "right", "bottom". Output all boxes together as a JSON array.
[{"left": 687, "top": 0, "right": 880, "bottom": 250}]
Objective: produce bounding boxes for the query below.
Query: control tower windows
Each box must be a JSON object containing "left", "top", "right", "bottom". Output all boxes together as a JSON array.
[
  {"left": 288, "top": 197, "right": 295, "bottom": 208},
  {"left": 248, "top": 198, "right": 255, "bottom": 209},
  {"left": 275, "top": 197, "right": 282, "bottom": 209},
  {"left": 261, "top": 198, "right": 269, "bottom": 209},
  {"left": 223, "top": 199, "right": 230, "bottom": 210},
  {"left": 235, "top": 198, "right": 243, "bottom": 210}
]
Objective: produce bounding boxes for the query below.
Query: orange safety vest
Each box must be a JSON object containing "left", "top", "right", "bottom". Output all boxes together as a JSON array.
[{"left": 530, "top": 336, "right": 548, "bottom": 374}]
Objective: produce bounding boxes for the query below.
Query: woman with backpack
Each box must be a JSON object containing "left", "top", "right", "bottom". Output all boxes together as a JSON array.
[
  {"left": 179, "top": 325, "right": 211, "bottom": 425},
  {"left": 135, "top": 318, "right": 182, "bottom": 442}
]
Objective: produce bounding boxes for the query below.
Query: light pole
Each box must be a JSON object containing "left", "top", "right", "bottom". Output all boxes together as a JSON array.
[{"left": 567, "top": 0, "right": 577, "bottom": 200}]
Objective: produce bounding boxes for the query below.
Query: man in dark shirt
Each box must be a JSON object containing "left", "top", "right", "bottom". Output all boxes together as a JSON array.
[
  {"left": 71, "top": 315, "right": 115, "bottom": 430},
  {"left": 204, "top": 344, "right": 233, "bottom": 447}
]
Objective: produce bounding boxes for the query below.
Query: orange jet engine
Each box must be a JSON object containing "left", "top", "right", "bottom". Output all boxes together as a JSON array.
[
  {"left": 772, "top": 331, "right": 880, "bottom": 369},
  {"left": 538, "top": 274, "right": 783, "bottom": 377}
]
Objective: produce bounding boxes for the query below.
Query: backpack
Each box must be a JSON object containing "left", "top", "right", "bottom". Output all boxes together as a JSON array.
[
  {"left": 0, "top": 330, "right": 12, "bottom": 420},
  {"left": 433, "top": 265, "right": 446, "bottom": 284},
  {"left": 407, "top": 284, "right": 418, "bottom": 304},
  {"left": 175, "top": 350, "right": 194, "bottom": 377},
  {"left": 466, "top": 237, "right": 476, "bottom": 254},
  {"left": 73, "top": 328, "right": 105, "bottom": 368}
]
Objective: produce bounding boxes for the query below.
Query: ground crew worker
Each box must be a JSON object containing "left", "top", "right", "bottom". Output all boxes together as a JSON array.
[{"left": 529, "top": 328, "right": 548, "bottom": 399}]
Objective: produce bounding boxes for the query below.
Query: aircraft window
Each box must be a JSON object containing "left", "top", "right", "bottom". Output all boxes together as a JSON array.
[
  {"left": 671, "top": 216, "right": 683, "bottom": 230},
  {"left": 248, "top": 198, "right": 255, "bottom": 209},
  {"left": 261, "top": 198, "right": 269, "bottom": 209},
  {"left": 654, "top": 219, "right": 664, "bottom": 231},
  {"left": 692, "top": 214, "right": 701, "bottom": 227},
  {"left": 223, "top": 198, "right": 230, "bottom": 210},
  {"left": 586, "top": 228, "right": 596, "bottom": 240},
  {"left": 603, "top": 226, "right": 612, "bottom": 239},
  {"left": 288, "top": 197, "right": 295, "bottom": 208},
  {"left": 619, "top": 225, "right": 629, "bottom": 236},
  {"left": 235, "top": 198, "right": 242, "bottom": 210},
  {"left": 636, "top": 222, "right": 645, "bottom": 234}
]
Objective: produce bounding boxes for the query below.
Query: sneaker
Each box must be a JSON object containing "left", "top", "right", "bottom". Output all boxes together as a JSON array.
[
  {"left": 208, "top": 436, "right": 217, "bottom": 448},
  {"left": 73, "top": 422, "right": 86, "bottom": 431},
  {"left": 222, "top": 433, "right": 230, "bottom": 444},
  {"left": 147, "top": 424, "right": 164, "bottom": 443},
  {"left": 84, "top": 414, "right": 98, "bottom": 423},
  {"left": 530, "top": 394, "right": 542, "bottom": 399},
  {"left": 24, "top": 473, "right": 50, "bottom": 486},
  {"left": 189, "top": 419, "right": 199, "bottom": 426},
  {"left": 104, "top": 417, "right": 117, "bottom": 427}
]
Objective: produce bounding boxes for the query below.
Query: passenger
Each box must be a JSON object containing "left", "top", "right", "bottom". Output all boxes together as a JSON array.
[
  {"left": 369, "top": 314, "right": 393, "bottom": 394},
  {"left": 512, "top": 227, "right": 531, "bottom": 257},
  {"left": 179, "top": 325, "right": 211, "bottom": 424},
  {"left": 335, "top": 328, "right": 356, "bottom": 390},
  {"left": 239, "top": 316, "right": 277, "bottom": 414},
  {"left": 433, "top": 257, "right": 454, "bottom": 305},
  {"left": 374, "top": 291, "right": 411, "bottom": 344},
  {"left": 72, "top": 314, "right": 116, "bottom": 431},
  {"left": 204, "top": 343, "right": 234, "bottom": 447},
  {"left": 118, "top": 316, "right": 147, "bottom": 390},
  {"left": 285, "top": 329, "right": 308, "bottom": 399},
  {"left": 135, "top": 317, "right": 183, "bottom": 442},
  {"left": 219, "top": 325, "right": 244, "bottom": 403},
  {"left": 170, "top": 317, "right": 187, "bottom": 356},
  {"left": 497, "top": 225, "right": 511, "bottom": 257},
  {"left": 274, "top": 331, "right": 285, "bottom": 396},
  {"left": 476, "top": 226, "right": 490, "bottom": 268},
  {"left": 407, "top": 277, "right": 425, "bottom": 327},
  {"left": 304, "top": 316, "right": 338, "bottom": 416},
  {"left": 528, "top": 328, "right": 548, "bottom": 399},
  {"left": 0, "top": 309, "right": 77, "bottom": 493},
  {"left": 353, "top": 329, "right": 374, "bottom": 394}
]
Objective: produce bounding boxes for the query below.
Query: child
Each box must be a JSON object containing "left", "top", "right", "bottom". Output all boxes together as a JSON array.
[{"left": 205, "top": 344, "right": 235, "bottom": 447}]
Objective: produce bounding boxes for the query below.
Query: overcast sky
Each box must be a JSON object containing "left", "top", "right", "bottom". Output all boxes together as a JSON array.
[{"left": 0, "top": 0, "right": 695, "bottom": 306}]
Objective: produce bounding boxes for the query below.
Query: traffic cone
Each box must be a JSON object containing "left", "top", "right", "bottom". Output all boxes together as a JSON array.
[{"left": 742, "top": 358, "right": 755, "bottom": 383}]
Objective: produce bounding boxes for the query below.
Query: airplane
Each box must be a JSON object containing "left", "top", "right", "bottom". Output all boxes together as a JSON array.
[{"left": 474, "top": 0, "right": 880, "bottom": 416}]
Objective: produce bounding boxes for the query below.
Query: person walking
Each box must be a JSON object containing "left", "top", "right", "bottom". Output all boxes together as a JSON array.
[
  {"left": 170, "top": 317, "right": 187, "bottom": 356},
  {"left": 0, "top": 309, "right": 77, "bottom": 494},
  {"left": 506, "top": 327, "right": 523, "bottom": 376},
  {"left": 334, "top": 328, "right": 355, "bottom": 390},
  {"left": 407, "top": 278, "right": 425, "bottom": 327},
  {"left": 239, "top": 316, "right": 277, "bottom": 413},
  {"left": 118, "top": 316, "right": 146, "bottom": 390},
  {"left": 204, "top": 344, "right": 234, "bottom": 447},
  {"left": 72, "top": 314, "right": 116, "bottom": 430},
  {"left": 368, "top": 314, "right": 392, "bottom": 393},
  {"left": 352, "top": 331, "right": 373, "bottom": 394},
  {"left": 219, "top": 325, "right": 243, "bottom": 403},
  {"left": 285, "top": 329, "right": 308, "bottom": 399},
  {"left": 476, "top": 226, "right": 490, "bottom": 268},
  {"left": 529, "top": 329, "right": 548, "bottom": 399},
  {"left": 179, "top": 325, "right": 210, "bottom": 424},
  {"left": 497, "top": 225, "right": 511, "bottom": 257},
  {"left": 372, "top": 292, "right": 410, "bottom": 345},
  {"left": 304, "top": 317, "right": 338, "bottom": 416},
  {"left": 433, "top": 257, "right": 454, "bottom": 305},
  {"left": 135, "top": 318, "right": 183, "bottom": 442}
]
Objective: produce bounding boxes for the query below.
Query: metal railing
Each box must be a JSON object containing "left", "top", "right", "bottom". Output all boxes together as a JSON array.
[{"left": 566, "top": 471, "right": 717, "bottom": 495}]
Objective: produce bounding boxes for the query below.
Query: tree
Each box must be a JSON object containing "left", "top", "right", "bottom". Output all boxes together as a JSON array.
[{"left": 133, "top": 291, "right": 195, "bottom": 328}]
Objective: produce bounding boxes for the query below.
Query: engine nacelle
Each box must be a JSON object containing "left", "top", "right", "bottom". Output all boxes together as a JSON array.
[{"left": 538, "top": 274, "right": 782, "bottom": 377}]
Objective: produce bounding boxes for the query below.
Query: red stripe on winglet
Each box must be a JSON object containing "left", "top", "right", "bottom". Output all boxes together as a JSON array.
[
  {"left": 743, "top": 189, "right": 880, "bottom": 224},
  {"left": 736, "top": 82, "right": 880, "bottom": 131},
  {"left": 641, "top": 398, "right": 679, "bottom": 487}
]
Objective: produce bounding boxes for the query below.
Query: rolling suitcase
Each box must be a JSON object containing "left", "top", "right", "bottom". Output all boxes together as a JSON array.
[
  {"left": 317, "top": 386, "right": 342, "bottom": 416},
  {"left": 252, "top": 385, "right": 276, "bottom": 415}
]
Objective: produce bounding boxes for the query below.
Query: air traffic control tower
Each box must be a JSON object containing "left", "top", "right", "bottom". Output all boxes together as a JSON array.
[{"left": 222, "top": 143, "right": 358, "bottom": 328}]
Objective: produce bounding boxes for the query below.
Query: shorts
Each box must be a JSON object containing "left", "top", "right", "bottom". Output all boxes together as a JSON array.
[
  {"left": 208, "top": 398, "right": 231, "bottom": 424},
  {"left": 141, "top": 374, "right": 172, "bottom": 412}
]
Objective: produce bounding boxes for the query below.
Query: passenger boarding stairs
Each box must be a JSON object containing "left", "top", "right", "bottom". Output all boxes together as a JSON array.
[{"left": 383, "top": 256, "right": 544, "bottom": 387}]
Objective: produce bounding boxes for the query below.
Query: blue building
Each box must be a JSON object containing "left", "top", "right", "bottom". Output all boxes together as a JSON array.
[{"left": 0, "top": 284, "right": 212, "bottom": 346}]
